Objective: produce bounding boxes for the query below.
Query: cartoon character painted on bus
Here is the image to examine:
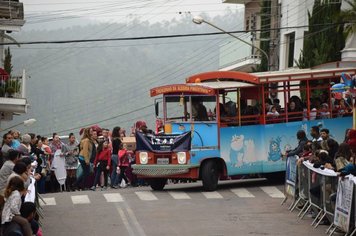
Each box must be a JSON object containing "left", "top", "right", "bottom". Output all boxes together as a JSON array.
[
  {"left": 268, "top": 137, "right": 282, "bottom": 162},
  {"left": 228, "top": 134, "right": 257, "bottom": 167}
]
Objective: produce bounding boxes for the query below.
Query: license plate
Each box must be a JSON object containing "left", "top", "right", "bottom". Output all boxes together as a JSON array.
[{"left": 157, "top": 158, "right": 169, "bottom": 165}]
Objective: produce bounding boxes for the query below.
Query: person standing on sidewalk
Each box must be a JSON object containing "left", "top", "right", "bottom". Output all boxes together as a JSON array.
[
  {"left": 110, "top": 127, "right": 121, "bottom": 189},
  {"left": 62, "top": 133, "right": 79, "bottom": 191},
  {"left": 118, "top": 143, "right": 130, "bottom": 188},
  {"left": 90, "top": 140, "right": 111, "bottom": 191},
  {"left": 74, "top": 128, "right": 93, "bottom": 190}
]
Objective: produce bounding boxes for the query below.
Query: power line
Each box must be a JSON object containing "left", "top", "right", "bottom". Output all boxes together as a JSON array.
[{"left": 4, "top": 22, "right": 352, "bottom": 46}]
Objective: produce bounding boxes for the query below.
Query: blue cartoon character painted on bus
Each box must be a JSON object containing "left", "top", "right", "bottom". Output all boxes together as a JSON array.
[
  {"left": 229, "top": 134, "right": 244, "bottom": 167},
  {"left": 268, "top": 137, "right": 282, "bottom": 162}
]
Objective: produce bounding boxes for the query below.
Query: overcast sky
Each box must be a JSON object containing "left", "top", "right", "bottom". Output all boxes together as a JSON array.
[{"left": 21, "top": 0, "right": 243, "bottom": 25}]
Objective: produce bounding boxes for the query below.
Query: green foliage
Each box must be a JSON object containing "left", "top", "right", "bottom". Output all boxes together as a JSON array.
[
  {"left": 340, "top": 0, "right": 356, "bottom": 38},
  {"left": 4, "top": 47, "right": 12, "bottom": 76},
  {"left": 297, "top": 0, "right": 345, "bottom": 68},
  {"left": 4, "top": 79, "right": 20, "bottom": 95}
]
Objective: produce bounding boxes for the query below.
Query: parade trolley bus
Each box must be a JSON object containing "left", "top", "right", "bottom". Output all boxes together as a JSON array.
[{"left": 132, "top": 61, "right": 356, "bottom": 191}]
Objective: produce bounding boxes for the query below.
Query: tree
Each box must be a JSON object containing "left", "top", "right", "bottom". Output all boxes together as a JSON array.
[
  {"left": 3, "top": 47, "right": 20, "bottom": 96},
  {"left": 341, "top": 0, "right": 356, "bottom": 38},
  {"left": 297, "top": 0, "right": 345, "bottom": 69},
  {"left": 4, "top": 47, "right": 12, "bottom": 76}
]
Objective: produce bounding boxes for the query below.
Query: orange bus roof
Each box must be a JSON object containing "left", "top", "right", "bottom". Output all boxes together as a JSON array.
[
  {"left": 186, "top": 71, "right": 260, "bottom": 84},
  {"left": 186, "top": 66, "right": 356, "bottom": 85}
]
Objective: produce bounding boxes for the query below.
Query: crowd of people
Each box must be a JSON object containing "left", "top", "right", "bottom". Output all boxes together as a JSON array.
[
  {"left": 285, "top": 126, "right": 355, "bottom": 175},
  {"left": 264, "top": 93, "right": 353, "bottom": 123},
  {"left": 0, "top": 122, "right": 152, "bottom": 235},
  {"left": 284, "top": 125, "right": 356, "bottom": 229}
]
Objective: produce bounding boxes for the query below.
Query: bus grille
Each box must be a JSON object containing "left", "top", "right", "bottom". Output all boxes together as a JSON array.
[{"left": 132, "top": 168, "right": 189, "bottom": 176}]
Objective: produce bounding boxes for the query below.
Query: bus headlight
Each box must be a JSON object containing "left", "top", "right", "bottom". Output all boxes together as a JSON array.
[
  {"left": 139, "top": 152, "right": 148, "bottom": 164},
  {"left": 177, "top": 152, "right": 186, "bottom": 164}
]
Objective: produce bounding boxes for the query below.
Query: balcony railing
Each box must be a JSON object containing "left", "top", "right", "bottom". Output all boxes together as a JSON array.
[
  {"left": 0, "top": 75, "right": 24, "bottom": 98},
  {"left": 0, "top": 1, "right": 24, "bottom": 20}
]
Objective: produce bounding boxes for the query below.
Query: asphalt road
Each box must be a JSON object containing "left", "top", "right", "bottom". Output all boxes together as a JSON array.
[{"left": 40, "top": 179, "right": 329, "bottom": 236}]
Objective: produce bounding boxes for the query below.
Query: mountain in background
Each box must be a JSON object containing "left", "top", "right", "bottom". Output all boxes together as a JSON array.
[{"left": 5, "top": 9, "right": 243, "bottom": 137}]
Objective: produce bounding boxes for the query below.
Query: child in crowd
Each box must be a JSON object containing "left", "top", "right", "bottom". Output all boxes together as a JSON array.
[
  {"left": 319, "top": 103, "right": 330, "bottom": 119},
  {"left": 297, "top": 142, "right": 313, "bottom": 165},
  {"left": 267, "top": 106, "right": 279, "bottom": 118},
  {"left": 20, "top": 202, "right": 40, "bottom": 236},
  {"left": 90, "top": 140, "right": 111, "bottom": 191},
  {"left": 118, "top": 143, "right": 130, "bottom": 188},
  {"left": 1, "top": 176, "right": 32, "bottom": 236}
]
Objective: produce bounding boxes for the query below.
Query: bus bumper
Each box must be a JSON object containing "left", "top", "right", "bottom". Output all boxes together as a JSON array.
[{"left": 132, "top": 164, "right": 200, "bottom": 178}]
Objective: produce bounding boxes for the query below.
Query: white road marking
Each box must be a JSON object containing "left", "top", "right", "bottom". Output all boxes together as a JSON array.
[
  {"left": 103, "top": 193, "right": 124, "bottom": 202},
  {"left": 117, "top": 207, "right": 136, "bottom": 236},
  {"left": 41, "top": 197, "right": 56, "bottom": 206},
  {"left": 126, "top": 206, "right": 147, "bottom": 236},
  {"left": 168, "top": 191, "right": 191, "bottom": 200},
  {"left": 135, "top": 191, "right": 158, "bottom": 201},
  {"left": 231, "top": 188, "right": 255, "bottom": 198},
  {"left": 202, "top": 191, "right": 223, "bottom": 199},
  {"left": 260, "top": 186, "right": 285, "bottom": 198},
  {"left": 71, "top": 195, "right": 90, "bottom": 204}
]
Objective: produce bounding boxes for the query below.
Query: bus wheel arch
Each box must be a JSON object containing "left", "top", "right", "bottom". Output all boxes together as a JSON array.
[
  {"left": 199, "top": 158, "right": 226, "bottom": 191},
  {"left": 148, "top": 178, "right": 167, "bottom": 191}
]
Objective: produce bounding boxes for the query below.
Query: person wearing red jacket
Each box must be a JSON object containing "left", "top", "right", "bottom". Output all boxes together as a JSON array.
[
  {"left": 90, "top": 141, "right": 111, "bottom": 191},
  {"left": 117, "top": 143, "right": 130, "bottom": 188}
]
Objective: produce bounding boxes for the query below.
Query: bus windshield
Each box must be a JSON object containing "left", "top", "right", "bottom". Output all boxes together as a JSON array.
[{"left": 165, "top": 95, "right": 216, "bottom": 122}]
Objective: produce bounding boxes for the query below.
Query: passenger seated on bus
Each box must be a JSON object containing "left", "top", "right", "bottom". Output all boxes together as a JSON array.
[
  {"left": 309, "top": 106, "right": 317, "bottom": 120},
  {"left": 290, "top": 95, "right": 303, "bottom": 111},
  {"left": 272, "top": 98, "right": 281, "bottom": 113},
  {"left": 318, "top": 103, "right": 330, "bottom": 119},
  {"left": 265, "top": 98, "right": 273, "bottom": 113},
  {"left": 225, "top": 101, "right": 237, "bottom": 116},
  {"left": 214, "top": 103, "right": 227, "bottom": 117},
  {"left": 266, "top": 106, "right": 279, "bottom": 120},
  {"left": 192, "top": 99, "right": 208, "bottom": 121},
  {"left": 334, "top": 98, "right": 351, "bottom": 117},
  {"left": 288, "top": 101, "right": 302, "bottom": 121}
]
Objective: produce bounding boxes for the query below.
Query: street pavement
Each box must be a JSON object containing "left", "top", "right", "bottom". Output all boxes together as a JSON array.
[{"left": 40, "top": 178, "right": 329, "bottom": 236}]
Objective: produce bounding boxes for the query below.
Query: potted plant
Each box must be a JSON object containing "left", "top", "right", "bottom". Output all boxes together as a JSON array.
[{"left": 6, "top": 86, "right": 15, "bottom": 97}]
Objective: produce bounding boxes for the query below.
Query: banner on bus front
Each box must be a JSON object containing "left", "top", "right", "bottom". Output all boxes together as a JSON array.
[{"left": 136, "top": 131, "right": 191, "bottom": 153}]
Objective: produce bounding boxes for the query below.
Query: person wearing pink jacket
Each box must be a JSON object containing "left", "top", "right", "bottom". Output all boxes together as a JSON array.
[{"left": 117, "top": 143, "right": 130, "bottom": 188}]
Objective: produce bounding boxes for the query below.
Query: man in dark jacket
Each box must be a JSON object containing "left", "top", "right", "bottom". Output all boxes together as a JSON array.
[{"left": 285, "top": 130, "right": 308, "bottom": 157}]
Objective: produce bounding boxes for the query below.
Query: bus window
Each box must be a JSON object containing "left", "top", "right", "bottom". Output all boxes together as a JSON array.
[{"left": 165, "top": 95, "right": 190, "bottom": 122}]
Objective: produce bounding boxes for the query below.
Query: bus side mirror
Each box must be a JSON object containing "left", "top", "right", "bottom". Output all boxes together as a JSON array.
[{"left": 155, "top": 102, "right": 159, "bottom": 117}]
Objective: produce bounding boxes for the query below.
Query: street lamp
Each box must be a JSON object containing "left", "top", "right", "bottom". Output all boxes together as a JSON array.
[
  {"left": 1, "top": 118, "right": 37, "bottom": 132},
  {"left": 192, "top": 15, "right": 269, "bottom": 70}
]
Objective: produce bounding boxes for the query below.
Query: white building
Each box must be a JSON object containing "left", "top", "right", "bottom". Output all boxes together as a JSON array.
[
  {"left": 221, "top": 0, "right": 356, "bottom": 72},
  {"left": 0, "top": 1, "right": 28, "bottom": 124}
]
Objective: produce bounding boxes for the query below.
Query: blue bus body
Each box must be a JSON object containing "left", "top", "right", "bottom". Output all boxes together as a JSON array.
[{"left": 171, "top": 117, "right": 352, "bottom": 176}]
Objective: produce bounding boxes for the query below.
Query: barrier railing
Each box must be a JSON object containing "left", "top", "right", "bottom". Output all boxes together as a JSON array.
[
  {"left": 281, "top": 155, "right": 298, "bottom": 209},
  {"left": 283, "top": 158, "right": 356, "bottom": 235}
]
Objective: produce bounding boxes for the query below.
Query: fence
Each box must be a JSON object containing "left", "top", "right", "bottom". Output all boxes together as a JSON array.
[{"left": 282, "top": 157, "right": 355, "bottom": 235}]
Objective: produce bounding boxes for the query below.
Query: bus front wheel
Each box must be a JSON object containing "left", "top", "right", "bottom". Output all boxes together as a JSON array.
[
  {"left": 149, "top": 178, "right": 167, "bottom": 191},
  {"left": 202, "top": 160, "right": 219, "bottom": 191}
]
